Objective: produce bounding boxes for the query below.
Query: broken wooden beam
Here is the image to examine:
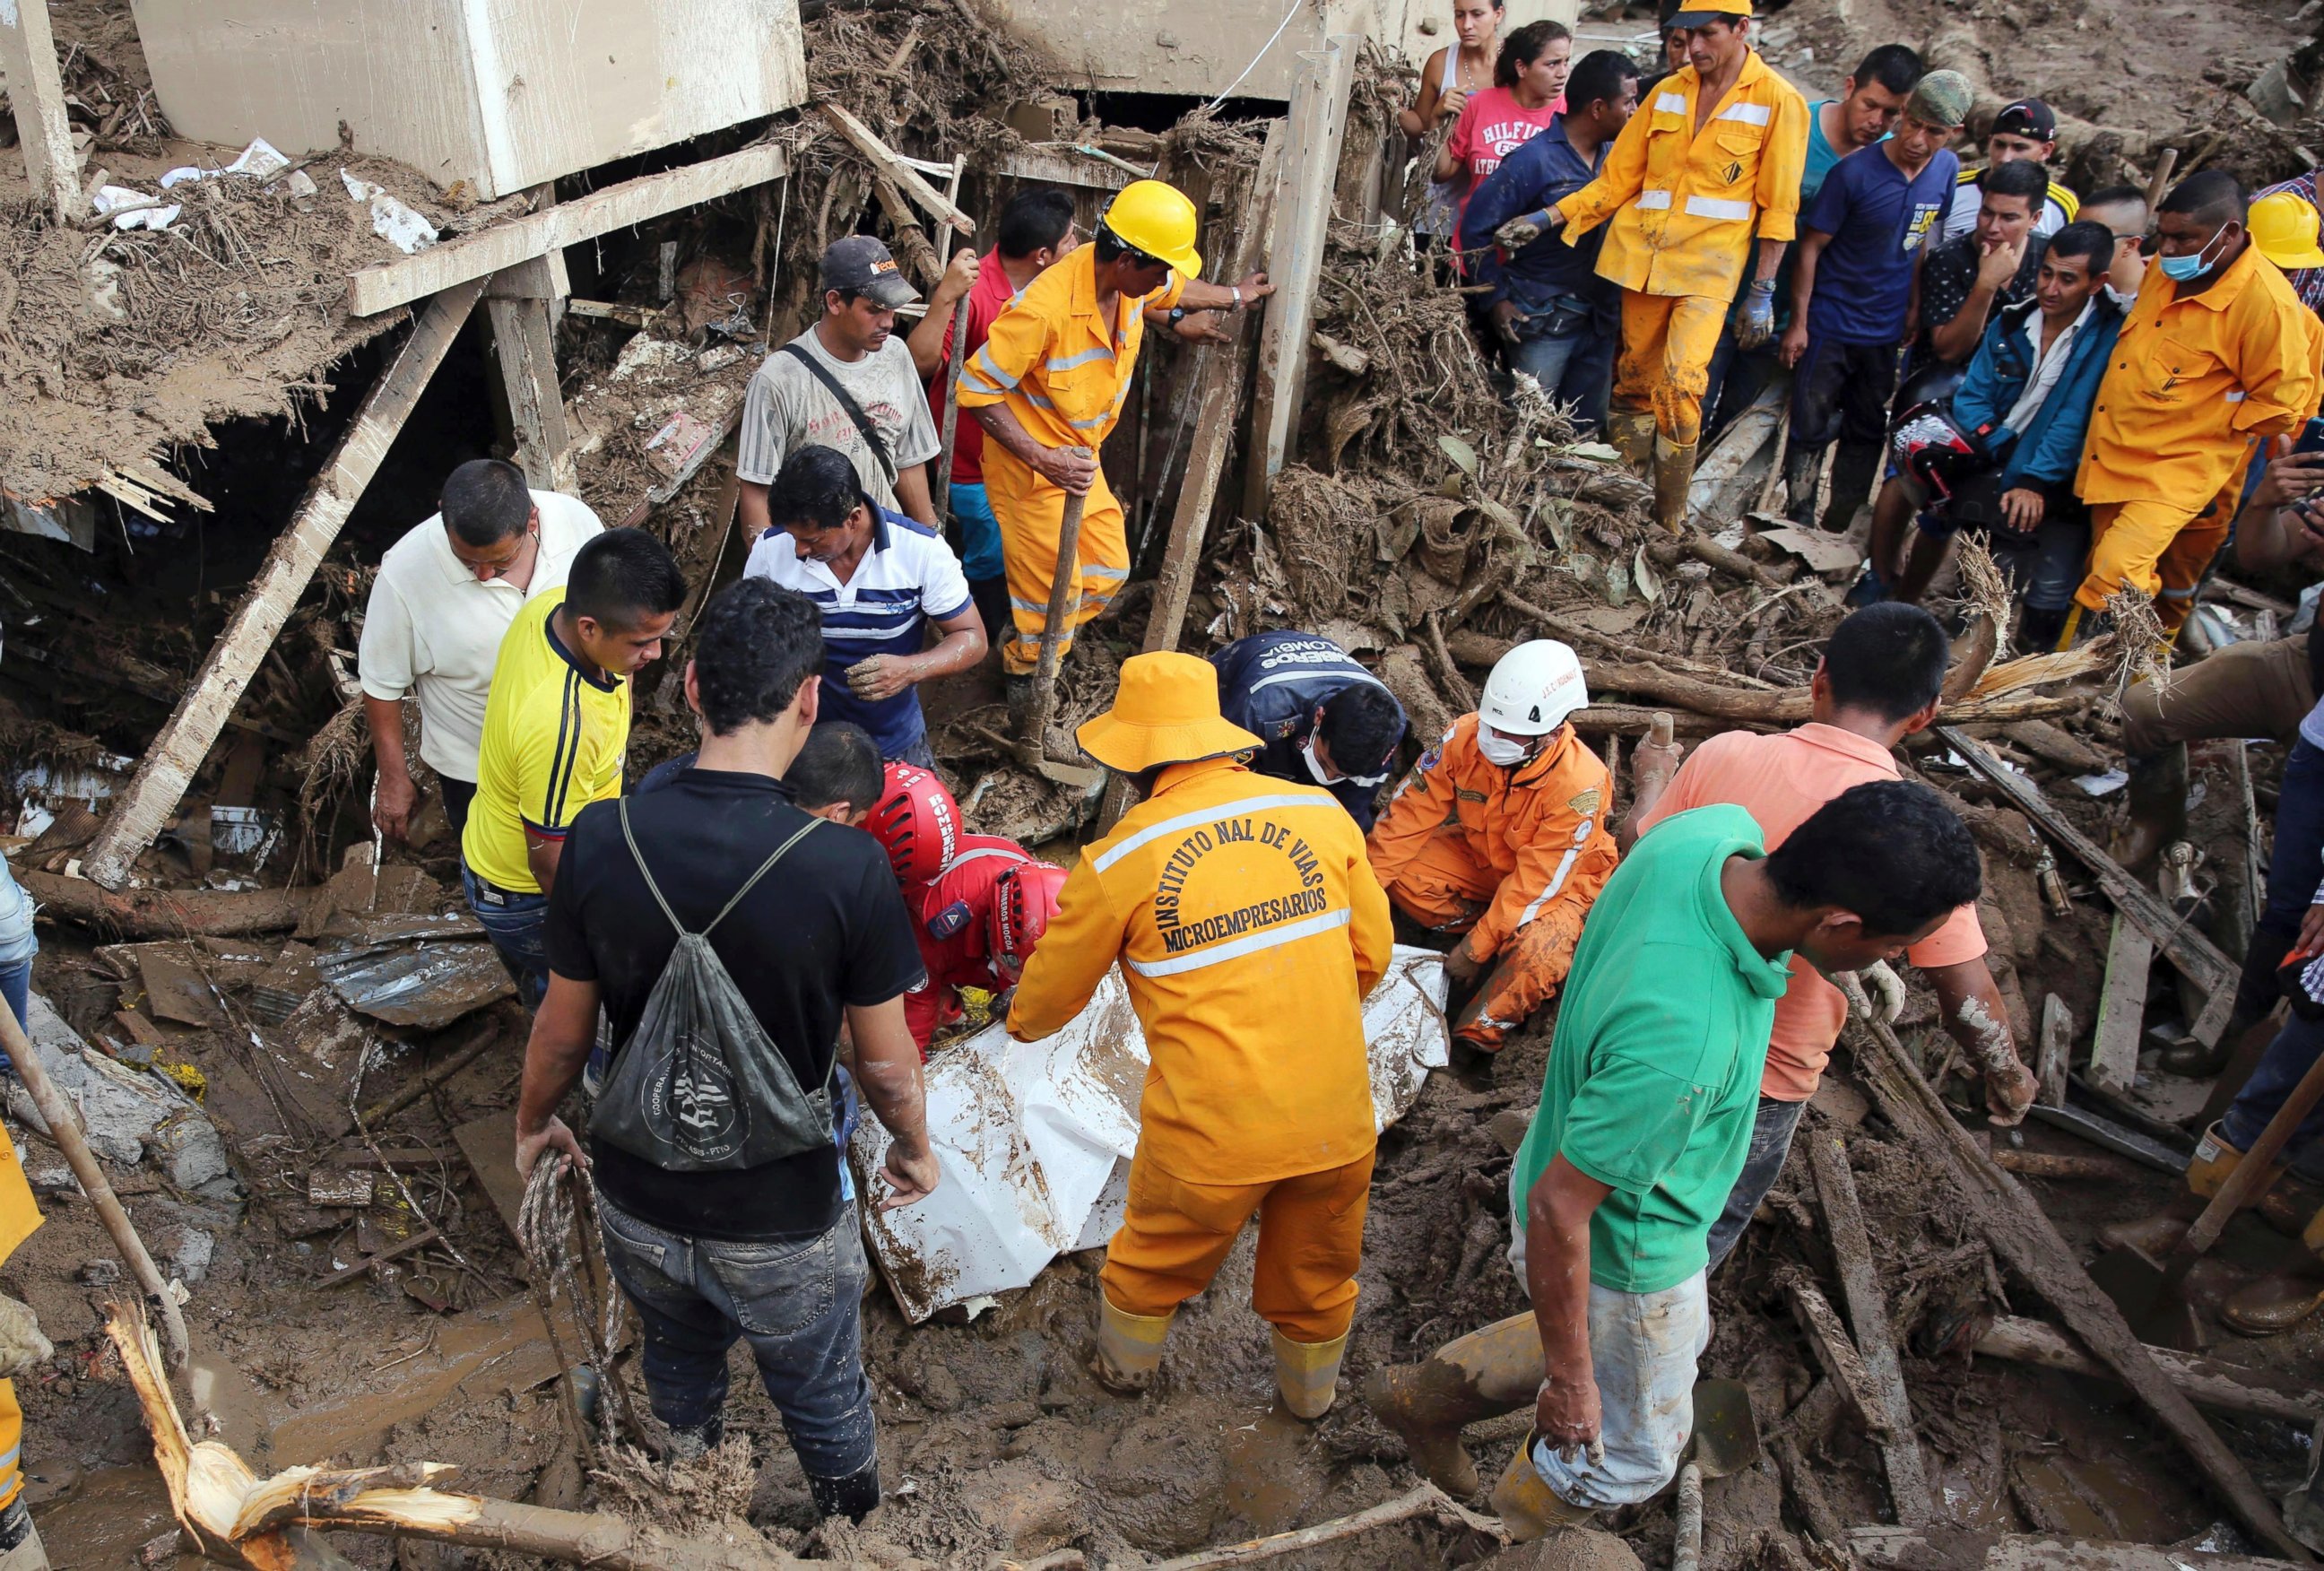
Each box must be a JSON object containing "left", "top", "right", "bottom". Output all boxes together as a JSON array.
[
  {"left": 354, "top": 1020, "right": 505, "bottom": 1128},
  {"left": 1850, "top": 1525, "right": 2302, "bottom": 1570},
  {"left": 81, "top": 280, "right": 488, "bottom": 889},
  {"left": 1777, "top": 1271, "right": 1886, "bottom": 1440},
  {"left": 1805, "top": 1128, "right": 1934, "bottom": 1526},
  {"left": 993, "top": 144, "right": 1137, "bottom": 190},
  {"left": 1972, "top": 1314, "right": 2322, "bottom": 1424},
  {"left": 317, "top": 1226, "right": 441, "bottom": 1289},
  {"left": 0, "top": 0, "right": 84, "bottom": 221},
  {"left": 348, "top": 143, "right": 790, "bottom": 316},
  {"left": 2037, "top": 994, "right": 2072, "bottom": 1107},
  {"left": 485, "top": 252, "right": 574, "bottom": 490},
  {"left": 16, "top": 870, "right": 307, "bottom": 939},
  {"left": 1989, "top": 1150, "right": 2139, "bottom": 1181},
  {"left": 2092, "top": 915, "right": 2155, "bottom": 1096},
  {"left": 819, "top": 104, "right": 974, "bottom": 236},
  {"left": 1842, "top": 992, "right": 2309, "bottom": 1561},
  {"left": 1938, "top": 726, "right": 2239, "bottom": 1047}
]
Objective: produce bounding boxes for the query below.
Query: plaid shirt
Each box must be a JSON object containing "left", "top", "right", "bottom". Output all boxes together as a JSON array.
[{"left": 2261, "top": 173, "right": 2324, "bottom": 315}]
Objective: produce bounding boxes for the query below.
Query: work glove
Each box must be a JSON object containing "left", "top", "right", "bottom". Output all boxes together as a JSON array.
[
  {"left": 1496, "top": 209, "right": 1551, "bottom": 250},
  {"left": 1851, "top": 960, "right": 1905, "bottom": 1027},
  {"left": 1734, "top": 280, "right": 1778, "bottom": 351},
  {"left": 0, "top": 1294, "right": 51, "bottom": 1379}
]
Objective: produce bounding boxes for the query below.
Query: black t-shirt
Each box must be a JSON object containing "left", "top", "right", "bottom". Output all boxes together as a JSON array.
[
  {"left": 1907, "top": 230, "right": 2050, "bottom": 379},
  {"left": 544, "top": 768, "right": 924, "bottom": 1242}
]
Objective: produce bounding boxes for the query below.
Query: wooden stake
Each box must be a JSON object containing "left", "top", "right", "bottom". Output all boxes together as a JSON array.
[
  {"left": 1143, "top": 1482, "right": 1504, "bottom": 1569},
  {"left": 0, "top": 0, "right": 84, "bottom": 221},
  {"left": 82, "top": 280, "right": 488, "bottom": 889},
  {"left": 819, "top": 104, "right": 975, "bottom": 236},
  {"left": 2091, "top": 915, "right": 2155, "bottom": 1096},
  {"left": 2037, "top": 994, "right": 2072, "bottom": 1107}
]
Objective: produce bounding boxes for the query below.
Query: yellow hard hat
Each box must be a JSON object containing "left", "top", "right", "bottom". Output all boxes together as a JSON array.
[
  {"left": 1077, "top": 652, "right": 1257, "bottom": 773},
  {"left": 2251, "top": 189, "right": 2324, "bottom": 271},
  {"left": 1100, "top": 179, "right": 1204, "bottom": 276}
]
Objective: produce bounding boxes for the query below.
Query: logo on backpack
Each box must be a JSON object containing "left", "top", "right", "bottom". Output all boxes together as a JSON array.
[{"left": 647, "top": 1033, "right": 749, "bottom": 1164}]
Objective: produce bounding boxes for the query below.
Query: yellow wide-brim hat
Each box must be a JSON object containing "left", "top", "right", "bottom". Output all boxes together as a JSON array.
[{"left": 1076, "top": 651, "right": 1262, "bottom": 774}]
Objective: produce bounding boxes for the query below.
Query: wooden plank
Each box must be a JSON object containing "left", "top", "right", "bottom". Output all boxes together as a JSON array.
[
  {"left": 1849, "top": 1526, "right": 2304, "bottom": 1570},
  {"left": 819, "top": 103, "right": 974, "bottom": 236},
  {"left": 1843, "top": 994, "right": 2309, "bottom": 1560},
  {"left": 0, "top": 0, "right": 82, "bottom": 220},
  {"left": 451, "top": 1115, "right": 527, "bottom": 1246},
  {"left": 349, "top": 143, "right": 790, "bottom": 317},
  {"left": 1244, "top": 35, "right": 1358, "bottom": 519},
  {"left": 1778, "top": 1272, "right": 1887, "bottom": 1440},
  {"left": 1806, "top": 1127, "right": 1934, "bottom": 1526},
  {"left": 2038, "top": 994, "right": 2073, "bottom": 1107},
  {"left": 2091, "top": 916, "right": 2154, "bottom": 1096},
  {"left": 81, "top": 280, "right": 487, "bottom": 889},
  {"left": 994, "top": 144, "right": 1137, "bottom": 191},
  {"left": 1972, "top": 1314, "right": 2323, "bottom": 1424},
  {"left": 486, "top": 278, "right": 573, "bottom": 491},
  {"left": 1938, "top": 726, "right": 2238, "bottom": 1047}
]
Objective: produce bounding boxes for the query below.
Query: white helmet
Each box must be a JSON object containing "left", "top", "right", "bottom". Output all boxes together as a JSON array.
[{"left": 1479, "top": 640, "right": 1588, "bottom": 736}]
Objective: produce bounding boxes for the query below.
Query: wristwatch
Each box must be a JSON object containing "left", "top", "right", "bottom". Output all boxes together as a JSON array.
[{"left": 1167, "top": 306, "right": 1188, "bottom": 324}]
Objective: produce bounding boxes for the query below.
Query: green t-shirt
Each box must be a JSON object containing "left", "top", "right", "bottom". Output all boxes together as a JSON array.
[{"left": 1510, "top": 803, "right": 1791, "bottom": 1294}]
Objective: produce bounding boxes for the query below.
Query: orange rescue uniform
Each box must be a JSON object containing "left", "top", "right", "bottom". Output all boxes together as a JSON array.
[
  {"left": 956, "top": 246, "right": 1186, "bottom": 675},
  {"left": 1006, "top": 756, "right": 1393, "bottom": 1341},
  {"left": 1555, "top": 51, "right": 1809, "bottom": 446},
  {"left": 2075, "top": 244, "right": 2324, "bottom": 629},
  {"left": 0, "top": 1121, "right": 40, "bottom": 1525},
  {"left": 1366, "top": 715, "right": 1619, "bottom": 1049}
]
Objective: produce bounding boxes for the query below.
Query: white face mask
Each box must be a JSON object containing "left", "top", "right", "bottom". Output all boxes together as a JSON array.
[
  {"left": 1475, "top": 727, "right": 1532, "bottom": 768},
  {"left": 1301, "top": 733, "right": 1340, "bottom": 786}
]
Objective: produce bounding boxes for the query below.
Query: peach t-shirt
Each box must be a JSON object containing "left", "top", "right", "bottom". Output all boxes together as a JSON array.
[{"left": 1634, "top": 724, "right": 1988, "bottom": 1102}]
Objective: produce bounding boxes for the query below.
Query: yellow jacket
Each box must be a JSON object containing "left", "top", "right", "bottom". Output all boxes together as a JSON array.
[
  {"left": 1556, "top": 50, "right": 1810, "bottom": 302},
  {"left": 2077, "top": 244, "right": 2324, "bottom": 510},
  {"left": 1006, "top": 756, "right": 1394, "bottom": 1185},
  {"left": 957, "top": 244, "right": 1186, "bottom": 454}
]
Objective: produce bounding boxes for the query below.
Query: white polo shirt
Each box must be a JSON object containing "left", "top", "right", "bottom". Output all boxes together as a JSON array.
[{"left": 358, "top": 490, "right": 603, "bottom": 782}]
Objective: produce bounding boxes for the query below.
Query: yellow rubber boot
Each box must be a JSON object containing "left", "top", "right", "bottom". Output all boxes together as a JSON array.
[
  {"left": 2221, "top": 1203, "right": 2324, "bottom": 1336},
  {"left": 1489, "top": 1434, "right": 1598, "bottom": 1542},
  {"left": 1652, "top": 437, "right": 1697, "bottom": 534},
  {"left": 1272, "top": 1328, "right": 1349, "bottom": 1420},
  {"left": 1092, "top": 1297, "right": 1174, "bottom": 1395},
  {"left": 1606, "top": 410, "right": 1656, "bottom": 476}
]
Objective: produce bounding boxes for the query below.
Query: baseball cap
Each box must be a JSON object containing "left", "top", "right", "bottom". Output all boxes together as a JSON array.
[
  {"left": 1666, "top": 0, "right": 1750, "bottom": 27},
  {"left": 1904, "top": 70, "right": 1974, "bottom": 130},
  {"left": 1990, "top": 100, "right": 2057, "bottom": 143},
  {"left": 819, "top": 235, "right": 920, "bottom": 309}
]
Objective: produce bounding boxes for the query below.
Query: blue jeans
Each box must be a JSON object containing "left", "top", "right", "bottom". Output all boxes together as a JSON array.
[
  {"left": 2237, "top": 737, "right": 2324, "bottom": 1023},
  {"left": 1705, "top": 1095, "right": 1808, "bottom": 1270},
  {"left": 2223, "top": 1011, "right": 2324, "bottom": 1184},
  {"left": 1518, "top": 1270, "right": 1710, "bottom": 1509},
  {"left": 595, "top": 1193, "right": 878, "bottom": 1482},
  {"left": 0, "top": 960, "right": 27, "bottom": 1067},
  {"left": 461, "top": 863, "right": 549, "bottom": 1009},
  {"left": 947, "top": 482, "right": 1005, "bottom": 582},
  {"left": 1505, "top": 293, "right": 1614, "bottom": 434}
]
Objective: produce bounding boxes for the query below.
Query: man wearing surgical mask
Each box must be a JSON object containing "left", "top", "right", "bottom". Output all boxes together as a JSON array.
[
  {"left": 1367, "top": 640, "right": 1618, "bottom": 1063},
  {"left": 2067, "top": 169, "right": 2324, "bottom": 644},
  {"left": 1210, "top": 631, "right": 1408, "bottom": 830}
]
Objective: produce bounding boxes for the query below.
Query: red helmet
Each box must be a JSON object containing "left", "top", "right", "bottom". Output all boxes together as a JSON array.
[
  {"left": 868, "top": 762, "right": 960, "bottom": 885},
  {"left": 989, "top": 862, "right": 1068, "bottom": 979}
]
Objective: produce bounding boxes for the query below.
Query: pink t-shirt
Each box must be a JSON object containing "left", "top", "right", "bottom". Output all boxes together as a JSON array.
[
  {"left": 1634, "top": 724, "right": 1990, "bottom": 1103},
  {"left": 1445, "top": 85, "right": 1564, "bottom": 234}
]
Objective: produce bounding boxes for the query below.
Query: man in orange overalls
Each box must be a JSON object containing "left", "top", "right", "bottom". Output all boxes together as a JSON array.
[
  {"left": 1367, "top": 640, "right": 1618, "bottom": 1060},
  {"left": 0, "top": 1094, "right": 46, "bottom": 1571},
  {"left": 958, "top": 181, "right": 1272, "bottom": 741}
]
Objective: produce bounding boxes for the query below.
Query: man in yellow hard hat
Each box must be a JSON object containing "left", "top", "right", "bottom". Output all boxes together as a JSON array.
[
  {"left": 1006, "top": 652, "right": 1393, "bottom": 1419},
  {"left": 958, "top": 181, "right": 1273, "bottom": 739},
  {"left": 1534, "top": 0, "right": 1809, "bottom": 531},
  {"left": 2253, "top": 187, "right": 2324, "bottom": 278},
  {"left": 2253, "top": 177, "right": 2324, "bottom": 318}
]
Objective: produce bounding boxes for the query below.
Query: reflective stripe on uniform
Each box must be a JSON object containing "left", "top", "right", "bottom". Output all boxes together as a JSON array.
[
  {"left": 1654, "top": 92, "right": 1687, "bottom": 113},
  {"left": 1244, "top": 668, "right": 1391, "bottom": 694},
  {"left": 1637, "top": 190, "right": 1673, "bottom": 211},
  {"left": 971, "top": 343, "right": 1019, "bottom": 391},
  {"left": 1515, "top": 818, "right": 1595, "bottom": 930},
  {"left": 941, "top": 846, "right": 1032, "bottom": 873},
  {"left": 2225, "top": 390, "right": 2248, "bottom": 402},
  {"left": 1684, "top": 195, "right": 1753, "bottom": 221},
  {"left": 1093, "top": 794, "right": 1340, "bottom": 874},
  {"left": 1716, "top": 102, "right": 1772, "bottom": 126},
  {"left": 1048, "top": 346, "right": 1115, "bottom": 372},
  {"left": 1128, "top": 907, "right": 1354, "bottom": 977}
]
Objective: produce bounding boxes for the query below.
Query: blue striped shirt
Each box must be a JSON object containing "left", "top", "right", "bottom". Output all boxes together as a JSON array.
[{"left": 742, "top": 505, "right": 972, "bottom": 759}]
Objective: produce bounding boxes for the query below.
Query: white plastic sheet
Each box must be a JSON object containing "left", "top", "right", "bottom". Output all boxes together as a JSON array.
[{"left": 851, "top": 945, "right": 1450, "bottom": 1323}]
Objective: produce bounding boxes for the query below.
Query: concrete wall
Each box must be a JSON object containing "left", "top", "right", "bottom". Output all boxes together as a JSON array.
[
  {"left": 983, "top": 0, "right": 1578, "bottom": 104},
  {"left": 128, "top": 0, "right": 809, "bottom": 199}
]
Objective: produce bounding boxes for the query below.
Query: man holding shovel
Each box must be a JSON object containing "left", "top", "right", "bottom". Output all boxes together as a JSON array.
[{"left": 958, "top": 179, "right": 1271, "bottom": 744}]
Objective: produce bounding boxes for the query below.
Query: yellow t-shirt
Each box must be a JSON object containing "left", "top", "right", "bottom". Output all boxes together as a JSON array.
[{"left": 461, "top": 588, "right": 629, "bottom": 893}]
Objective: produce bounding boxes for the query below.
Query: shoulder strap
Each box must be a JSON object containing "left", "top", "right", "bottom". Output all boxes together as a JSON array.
[
  {"left": 620, "top": 798, "right": 821, "bottom": 940},
  {"left": 778, "top": 343, "right": 897, "bottom": 482}
]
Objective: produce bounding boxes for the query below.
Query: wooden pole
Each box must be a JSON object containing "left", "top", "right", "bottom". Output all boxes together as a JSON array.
[
  {"left": 933, "top": 155, "right": 972, "bottom": 522},
  {"left": 0, "top": 0, "right": 84, "bottom": 221},
  {"left": 1972, "top": 1314, "right": 2323, "bottom": 1425},
  {"left": 82, "top": 280, "right": 488, "bottom": 889},
  {"left": 485, "top": 256, "right": 572, "bottom": 490}
]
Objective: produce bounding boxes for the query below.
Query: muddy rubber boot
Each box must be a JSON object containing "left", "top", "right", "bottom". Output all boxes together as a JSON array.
[
  {"left": 807, "top": 1460, "right": 881, "bottom": 1523},
  {"left": 1273, "top": 1328, "right": 1350, "bottom": 1420},
  {"left": 1489, "top": 1435, "right": 1600, "bottom": 1542},
  {"left": 1818, "top": 439, "right": 1883, "bottom": 535},
  {"left": 2101, "top": 1122, "right": 2275, "bottom": 1256},
  {"left": 1607, "top": 409, "right": 1656, "bottom": 476},
  {"left": 1005, "top": 673, "right": 1035, "bottom": 742},
  {"left": 2226, "top": 1202, "right": 2324, "bottom": 1334},
  {"left": 2112, "top": 744, "right": 2189, "bottom": 876},
  {"left": 2261, "top": 1174, "right": 2324, "bottom": 1237},
  {"left": 0, "top": 1502, "right": 43, "bottom": 1571},
  {"left": 1652, "top": 436, "right": 1698, "bottom": 534},
  {"left": 661, "top": 1411, "right": 725, "bottom": 1463},
  {"left": 1092, "top": 1296, "right": 1174, "bottom": 1395},
  {"left": 2017, "top": 603, "right": 2069, "bottom": 655},
  {"left": 1782, "top": 444, "right": 1825, "bottom": 529},
  {"left": 1362, "top": 1311, "right": 1542, "bottom": 1496}
]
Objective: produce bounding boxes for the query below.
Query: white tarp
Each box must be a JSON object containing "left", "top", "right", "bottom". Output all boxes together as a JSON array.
[{"left": 852, "top": 945, "right": 1450, "bottom": 1323}]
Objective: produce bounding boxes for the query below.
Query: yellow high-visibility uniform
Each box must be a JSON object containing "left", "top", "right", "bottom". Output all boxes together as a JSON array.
[
  {"left": 957, "top": 247, "right": 1186, "bottom": 675},
  {"left": 1555, "top": 51, "right": 1809, "bottom": 445},
  {"left": 1007, "top": 755, "right": 1393, "bottom": 1339},
  {"left": 0, "top": 1127, "right": 43, "bottom": 1520},
  {"left": 2077, "top": 247, "right": 2324, "bottom": 627}
]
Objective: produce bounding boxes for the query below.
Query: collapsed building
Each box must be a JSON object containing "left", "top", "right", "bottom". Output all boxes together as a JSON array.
[{"left": 8, "top": 0, "right": 2324, "bottom": 1567}]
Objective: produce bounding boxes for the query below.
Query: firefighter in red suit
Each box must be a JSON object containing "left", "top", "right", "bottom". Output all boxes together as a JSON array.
[{"left": 904, "top": 839, "right": 1067, "bottom": 1051}]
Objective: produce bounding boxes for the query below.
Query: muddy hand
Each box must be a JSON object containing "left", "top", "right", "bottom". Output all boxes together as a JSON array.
[
  {"left": 846, "top": 654, "right": 915, "bottom": 702},
  {"left": 1496, "top": 211, "right": 1547, "bottom": 250},
  {"left": 1854, "top": 960, "right": 1905, "bottom": 1027}
]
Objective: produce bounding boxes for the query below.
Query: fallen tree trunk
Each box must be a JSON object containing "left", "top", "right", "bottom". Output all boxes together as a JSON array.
[
  {"left": 1971, "top": 1314, "right": 2322, "bottom": 1424},
  {"left": 16, "top": 871, "right": 307, "bottom": 939}
]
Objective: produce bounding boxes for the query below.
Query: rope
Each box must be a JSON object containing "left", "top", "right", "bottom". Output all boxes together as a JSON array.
[{"left": 518, "top": 1153, "right": 637, "bottom": 1450}]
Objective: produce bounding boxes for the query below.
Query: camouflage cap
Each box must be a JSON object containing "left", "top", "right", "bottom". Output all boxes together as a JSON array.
[{"left": 1905, "top": 69, "right": 1974, "bottom": 130}]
